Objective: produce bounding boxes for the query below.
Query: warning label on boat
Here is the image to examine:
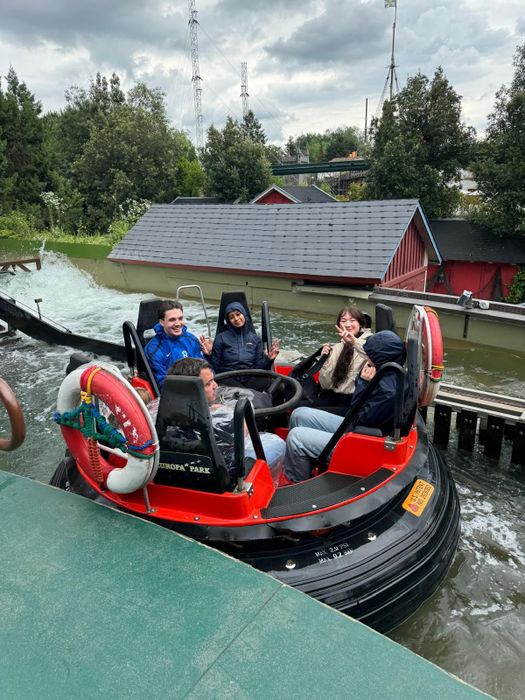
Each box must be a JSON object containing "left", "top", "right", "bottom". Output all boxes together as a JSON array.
[{"left": 402, "top": 479, "right": 435, "bottom": 517}]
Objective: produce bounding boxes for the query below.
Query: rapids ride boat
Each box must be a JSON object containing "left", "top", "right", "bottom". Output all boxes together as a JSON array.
[{"left": 50, "top": 294, "right": 460, "bottom": 633}]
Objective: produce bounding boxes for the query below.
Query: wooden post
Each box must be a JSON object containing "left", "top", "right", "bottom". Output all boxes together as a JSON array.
[
  {"left": 457, "top": 410, "right": 477, "bottom": 452},
  {"left": 511, "top": 422, "right": 525, "bottom": 466},
  {"left": 433, "top": 405, "right": 451, "bottom": 446},
  {"left": 484, "top": 416, "right": 505, "bottom": 460}
]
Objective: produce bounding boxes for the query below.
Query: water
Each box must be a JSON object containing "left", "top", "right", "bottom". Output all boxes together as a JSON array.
[{"left": 1, "top": 252, "right": 524, "bottom": 699}]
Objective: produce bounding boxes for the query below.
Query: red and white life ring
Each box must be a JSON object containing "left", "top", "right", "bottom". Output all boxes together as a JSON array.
[
  {"left": 56, "top": 362, "right": 159, "bottom": 494},
  {"left": 406, "top": 305, "right": 444, "bottom": 407}
]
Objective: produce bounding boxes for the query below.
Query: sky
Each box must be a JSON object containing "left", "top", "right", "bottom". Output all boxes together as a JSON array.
[{"left": 1, "top": 0, "right": 523, "bottom": 146}]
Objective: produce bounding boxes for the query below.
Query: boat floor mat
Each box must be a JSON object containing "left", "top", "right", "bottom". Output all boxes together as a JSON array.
[{"left": 262, "top": 469, "right": 390, "bottom": 519}]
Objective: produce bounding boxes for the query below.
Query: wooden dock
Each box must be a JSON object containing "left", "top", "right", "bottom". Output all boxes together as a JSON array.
[
  {"left": 427, "top": 383, "right": 525, "bottom": 464},
  {"left": 0, "top": 255, "right": 41, "bottom": 273}
]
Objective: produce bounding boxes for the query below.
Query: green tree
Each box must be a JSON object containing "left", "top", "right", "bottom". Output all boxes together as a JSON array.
[
  {"left": 471, "top": 44, "right": 525, "bottom": 237},
  {"left": 365, "top": 68, "right": 474, "bottom": 217},
  {"left": 73, "top": 83, "right": 197, "bottom": 231},
  {"left": 0, "top": 67, "right": 50, "bottom": 215},
  {"left": 202, "top": 117, "right": 272, "bottom": 202},
  {"left": 242, "top": 110, "right": 266, "bottom": 144}
]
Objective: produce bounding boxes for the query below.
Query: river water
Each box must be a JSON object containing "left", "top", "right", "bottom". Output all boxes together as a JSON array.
[{"left": 1, "top": 251, "right": 524, "bottom": 699}]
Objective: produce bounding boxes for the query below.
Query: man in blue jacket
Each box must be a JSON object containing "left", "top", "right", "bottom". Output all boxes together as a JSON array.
[
  {"left": 282, "top": 331, "right": 406, "bottom": 483},
  {"left": 145, "top": 300, "right": 211, "bottom": 389}
]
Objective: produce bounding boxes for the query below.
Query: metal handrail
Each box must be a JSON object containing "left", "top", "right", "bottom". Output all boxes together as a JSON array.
[{"left": 175, "top": 285, "right": 211, "bottom": 337}]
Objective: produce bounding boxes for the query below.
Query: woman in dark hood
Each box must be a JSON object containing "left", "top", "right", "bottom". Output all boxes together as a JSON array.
[{"left": 211, "top": 302, "right": 280, "bottom": 388}]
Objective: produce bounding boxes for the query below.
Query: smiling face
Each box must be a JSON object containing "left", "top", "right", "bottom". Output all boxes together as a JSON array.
[
  {"left": 160, "top": 307, "right": 184, "bottom": 337},
  {"left": 227, "top": 310, "right": 246, "bottom": 329},
  {"left": 338, "top": 312, "right": 361, "bottom": 336},
  {"left": 200, "top": 368, "right": 218, "bottom": 404}
]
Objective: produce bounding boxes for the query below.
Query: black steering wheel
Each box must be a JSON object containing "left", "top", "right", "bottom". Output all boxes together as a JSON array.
[
  {"left": 290, "top": 346, "right": 329, "bottom": 383},
  {"left": 213, "top": 369, "right": 303, "bottom": 417}
]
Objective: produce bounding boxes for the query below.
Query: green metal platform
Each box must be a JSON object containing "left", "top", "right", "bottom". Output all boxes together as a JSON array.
[{"left": 0, "top": 471, "right": 489, "bottom": 699}]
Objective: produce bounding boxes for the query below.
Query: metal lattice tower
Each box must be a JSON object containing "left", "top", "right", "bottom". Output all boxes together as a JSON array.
[
  {"left": 240, "top": 62, "right": 249, "bottom": 118},
  {"left": 188, "top": 0, "right": 204, "bottom": 150},
  {"left": 375, "top": 0, "right": 400, "bottom": 120}
]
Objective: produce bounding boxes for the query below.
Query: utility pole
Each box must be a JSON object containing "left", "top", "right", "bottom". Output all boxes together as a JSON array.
[
  {"left": 188, "top": 0, "right": 204, "bottom": 150},
  {"left": 241, "top": 62, "right": 249, "bottom": 119}
]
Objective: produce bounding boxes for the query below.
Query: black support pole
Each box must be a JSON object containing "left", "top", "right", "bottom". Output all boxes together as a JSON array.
[
  {"left": 458, "top": 410, "right": 477, "bottom": 452},
  {"left": 484, "top": 416, "right": 505, "bottom": 460},
  {"left": 433, "top": 405, "right": 452, "bottom": 446},
  {"left": 511, "top": 422, "right": 525, "bottom": 466}
]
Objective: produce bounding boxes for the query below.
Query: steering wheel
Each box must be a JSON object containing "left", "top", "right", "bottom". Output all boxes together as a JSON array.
[
  {"left": 290, "top": 346, "right": 329, "bottom": 383},
  {"left": 213, "top": 369, "right": 303, "bottom": 417},
  {"left": 0, "top": 378, "right": 26, "bottom": 451}
]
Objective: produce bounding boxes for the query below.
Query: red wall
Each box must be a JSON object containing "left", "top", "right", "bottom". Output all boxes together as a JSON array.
[
  {"left": 255, "top": 191, "right": 294, "bottom": 204},
  {"left": 381, "top": 222, "right": 427, "bottom": 291},
  {"left": 427, "top": 261, "right": 518, "bottom": 300}
]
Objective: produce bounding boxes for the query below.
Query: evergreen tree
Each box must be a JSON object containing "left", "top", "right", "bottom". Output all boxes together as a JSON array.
[
  {"left": 201, "top": 117, "right": 272, "bottom": 202},
  {"left": 0, "top": 67, "right": 50, "bottom": 214},
  {"left": 365, "top": 68, "right": 474, "bottom": 217},
  {"left": 472, "top": 44, "right": 525, "bottom": 237},
  {"left": 242, "top": 110, "right": 266, "bottom": 144}
]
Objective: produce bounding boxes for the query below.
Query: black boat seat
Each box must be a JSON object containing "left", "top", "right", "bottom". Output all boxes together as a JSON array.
[
  {"left": 153, "top": 375, "right": 264, "bottom": 494},
  {"left": 215, "top": 291, "right": 255, "bottom": 336},
  {"left": 399, "top": 331, "right": 419, "bottom": 435},
  {"left": 375, "top": 304, "right": 396, "bottom": 332},
  {"left": 136, "top": 299, "right": 163, "bottom": 346},
  {"left": 66, "top": 352, "right": 93, "bottom": 375}
]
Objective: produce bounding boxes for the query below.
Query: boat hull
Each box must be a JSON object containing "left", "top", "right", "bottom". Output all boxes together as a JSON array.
[{"left": 51, "top": 439, "right": 460, "bottom": 633}]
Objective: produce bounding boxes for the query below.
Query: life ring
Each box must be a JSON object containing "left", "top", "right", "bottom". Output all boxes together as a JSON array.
[
  {"left": 406, "top": 306, "right": 444, "bottom": 407},
  {"left": 0, "top": 378, "right": 25, "bottom": 451},
  {"left": 56, "top": 362, "right": 159, "bottom": 494}
]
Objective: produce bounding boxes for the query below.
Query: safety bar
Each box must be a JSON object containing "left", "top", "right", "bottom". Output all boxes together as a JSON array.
[
  {"left": 261, "top": 301, "right": 272, "bottom": 352},
  {"left": 317, "top": 362, "right": 406, "bottom": 470},
  {"left": 175, "top": 285, "right": 212, "bottom": 337},
  {"left": 232, "top": 397, "right": 265, "bottom": 489},
  {"left": 122, "top": 321, "right": 160, "bottom": 397}
]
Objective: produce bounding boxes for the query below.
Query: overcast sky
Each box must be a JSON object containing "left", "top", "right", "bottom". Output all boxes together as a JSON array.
[{"left": 1, "top": 0, "right": 523, "bottom": 146}]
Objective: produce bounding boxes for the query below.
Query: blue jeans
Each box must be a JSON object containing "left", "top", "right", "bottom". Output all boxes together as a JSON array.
[
  {"left": 284, "top": 407, "right": 344, "bottom": 483},
  {"left": 246, "top": 432, "right": 286, "bottom": 482}
]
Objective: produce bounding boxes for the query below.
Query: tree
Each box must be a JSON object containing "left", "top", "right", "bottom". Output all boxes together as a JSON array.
[
  {"left": 365, "top": 68, "right": 474, "bottom": 217},
  {"left": 73, "top": 83, "right": 197, "bottom": 231},
  {"left": 201, "top": 117, "right": 272, "bottom": 202},
  {"left": 0, "top": 67, "right": 50, "bottom": 215},
  {"left": 242, "top": 110, "right": 266, "bottom": 144},
  {"left": 471, "top": 44, "right": 525, "bottom": 237}
]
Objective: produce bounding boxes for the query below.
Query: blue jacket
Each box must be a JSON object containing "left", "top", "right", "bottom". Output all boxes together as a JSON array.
[
  {"left": 211, "top": 302, "right": 272, "bottom": 375},
  {"left": 349, "top": 331, "right": 406, "bottom": 434},
  {"left": 145, "top": 323, "right": 203, "bottom": 389}
]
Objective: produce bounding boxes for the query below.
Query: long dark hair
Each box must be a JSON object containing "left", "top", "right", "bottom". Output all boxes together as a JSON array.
[{"left": 332, "top": 306, "right": 366, "bottom": 389}]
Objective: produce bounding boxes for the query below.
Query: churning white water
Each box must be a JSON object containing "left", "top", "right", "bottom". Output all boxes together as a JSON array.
[{"left": 1, "top": 250, "right": 524, "bottom": 699}]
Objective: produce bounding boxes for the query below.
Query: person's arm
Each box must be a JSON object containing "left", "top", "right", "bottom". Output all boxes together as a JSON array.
[
  {"left": 200, "top": 335, "right": 213, "bottom": 358},
  {"left": 211, "top": 333, "right": 224, "bottom": 373},
  {"left": 254, "top": 335, "right": 273, "bottom": 369},
  {"left": 145, "top": 338, "right": 169, "bottom": 389}
]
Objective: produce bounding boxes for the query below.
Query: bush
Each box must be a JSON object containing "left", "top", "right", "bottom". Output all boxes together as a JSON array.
[
  {"left": 505, "top": 267, "right": 525, "bottom": 304},
  {"left": 0, "top": 211, "right": 39, "bottom": 238}
]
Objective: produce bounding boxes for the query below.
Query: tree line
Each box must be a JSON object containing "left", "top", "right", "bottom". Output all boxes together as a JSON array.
[{"left": 0, "top": 43, "right": 523, "bottom": 240}]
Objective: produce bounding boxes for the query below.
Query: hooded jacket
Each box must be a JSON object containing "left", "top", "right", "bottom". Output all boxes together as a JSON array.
[
  {"left": 348, "top": 330, "right": 406, "bottom": 434},
  {"left": 211, "top": 302, "right": 272, "bottom": 375},
  {"left": 145, "top": 322, "right": 203, "bottom": 389}
]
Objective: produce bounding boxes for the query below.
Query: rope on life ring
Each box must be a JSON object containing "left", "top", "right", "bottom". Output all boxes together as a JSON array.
[
  {"left": 419, "top": 306, "right": 444, "bottom": 406},
  {"left": 0, "top": 378, "right": 25, "bottom": 451},
  {"left": 54, "top": 362, "right": 159, "bottom": 494}
]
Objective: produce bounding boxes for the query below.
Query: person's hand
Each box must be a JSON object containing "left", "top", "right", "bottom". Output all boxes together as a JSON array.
[
  {"left": 360, "top": 362, "right": 376, "bottom": 382},
  {"left": 321, "top": 343, "right": 332, "bottom": 356},
  {"left": 266, "top": 338, "right": 280, "bottom": 360},
  {"left": 200, "top": 335, "right": 213, "bottom": 356},
  {"left": 336, "top": 323, "right": 356, "bottom": 345}
]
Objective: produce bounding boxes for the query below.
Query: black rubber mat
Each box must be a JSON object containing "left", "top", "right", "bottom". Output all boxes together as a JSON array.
[{"left": 262, "top": 469, "right": 391, "bottom": 519}]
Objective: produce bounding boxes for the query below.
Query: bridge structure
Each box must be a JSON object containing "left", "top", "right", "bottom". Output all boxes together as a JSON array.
[{"left": 271, "top": 159, "right": 371, "bottom": 176}]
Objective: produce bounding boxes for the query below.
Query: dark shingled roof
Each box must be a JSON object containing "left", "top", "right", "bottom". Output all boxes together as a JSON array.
[
  {"left": 430, "top": 219, "right": 525, "bottom": 263},
  {"left": 110, "top": 199, "right": 439, "bottom": 282}
]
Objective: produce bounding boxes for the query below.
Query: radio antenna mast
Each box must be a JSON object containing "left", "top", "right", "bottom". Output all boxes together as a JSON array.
[
  {"left": 375, "top": 0, "right": 400, "bottom": 119},
  {"left": 188, "top": 0, "right": 204, "bottom": 150},
  {"left": 241, "top": 62, "right": 249, "bottom": 118}
]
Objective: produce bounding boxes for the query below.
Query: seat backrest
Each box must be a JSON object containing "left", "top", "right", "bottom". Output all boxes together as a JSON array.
[
  {"left": 400, "top": 331, "right": 420, "bottom": 435},
  {"left": 66, "top": 352, "right": 93, "bottom": 375},
  {"left": 215, "top": 291, "right": 255, "bottom": 336},
  {"left": 375, "top": 304, "right": 396, "bottom": 332},
  {"left": 136, "top": 299, "right": 163, "bottom": 346},
  {"left": 153, "top": 375, "right": 234, "bottom": 493}
]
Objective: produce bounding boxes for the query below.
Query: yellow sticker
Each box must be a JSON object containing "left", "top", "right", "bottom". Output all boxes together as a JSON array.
[{"left": 402, "top": 479, "right": 435, "bottom": 517}]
